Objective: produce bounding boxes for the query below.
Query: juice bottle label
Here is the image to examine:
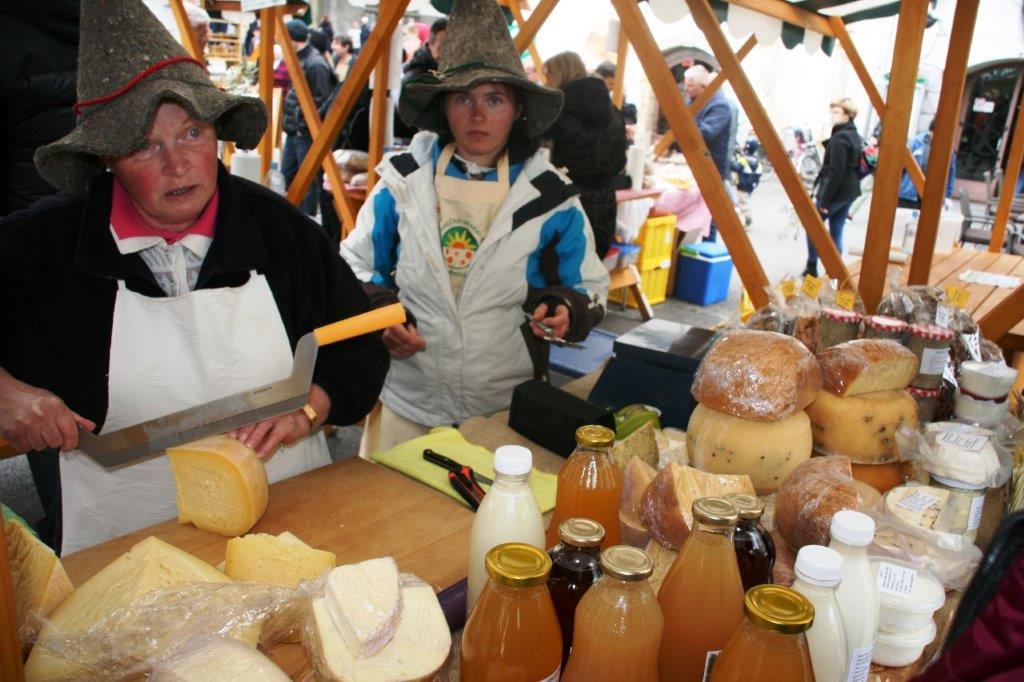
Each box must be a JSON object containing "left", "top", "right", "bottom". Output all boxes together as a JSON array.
[
  {"left": 700, "top": 650, "right": 721, "bottom": 682},
  {"left": 846, "top": 642, "right": 873, "bottom": 682}
]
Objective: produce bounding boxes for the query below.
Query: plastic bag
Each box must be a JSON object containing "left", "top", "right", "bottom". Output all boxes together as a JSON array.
[
  {"left": 897, "top": 421, "right": 1012, "bottom": 489},
  {"left": 150, "top": 637, "right": 290, "bottom": 681},
  {"left": 615, "top": 197, "right": 655, "bottom": 244},
  {"left": 744, "top": 286, "right": 792, "bottom": 334},
  {"left": 875, "top": 270, "right": 947, "bottom": 324},
  {"left": 787, "top": 292, "right": 821, "bottom": 353}
]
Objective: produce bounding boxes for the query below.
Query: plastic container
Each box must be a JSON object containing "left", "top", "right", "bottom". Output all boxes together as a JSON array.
[
  {"left": 959, "top": 361, "right": 1017, "bottom": 399},
  {"left": 791, "top": 546, "right": 848, "bottom": 682},
  {"left": 636, "top": 214, "right": 677, "bottom": 270},
  {"left": 872, "top": 622, "right": 937, "bottom": 667},
  {"left": 862, "top": 315, "right": 908, "bottom": 342},
  {"left": 870, "top": 557, "right": 945, "bottom": 633},
  {"left": 829, "top": 510, "right": 879, "bottom": 682},
  {"left": 907, "top": 324, "right": 953, "bottom": 390},
  {"left": 907, "top": 386, "right": 941, "bottom": 423},
  {"left": 954, "top": 391, "right": 1007, "bottom": 427},
  {"left": 929, "top": 474, "right": 986, "bottom": 541},
  {"left": 674, "top": 242, "right": 733, "bottom": 306},
  {"left": 818, "top": 308, "right": 862, "bottom": 350}
]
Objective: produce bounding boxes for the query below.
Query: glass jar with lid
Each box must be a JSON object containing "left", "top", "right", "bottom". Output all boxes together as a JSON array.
[
  {"left": 862, "top": 315, "right": 908, "bottom": 342},
  {"left": 725, "top": 493, "right": 775, "bottom": 591},
  {"left": 546, "top": 425, "right": 622, "bottom": 548},
  {"left": 907, "top": 386, "right": 941, "bottom": 423},
  {"left": 548, "top": 518, "right": 605, "bottom": 669},
  {"left": 818, "top": 308, "right": 862, "bottom": 350},
  {"left": 907, "top": 323, "right": 953, "bottom": 389},
  {"left": 929, "top": 474, "right": 986, "bottom": 541}
]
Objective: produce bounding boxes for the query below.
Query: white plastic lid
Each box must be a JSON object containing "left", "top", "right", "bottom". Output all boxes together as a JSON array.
[
  {"left": 794, "top": 545, "right": 844, "bottom": 587},
  {"left": 830, "top": 510, "right": 875, "bottom": 546},
  {"left": 870, "top": 557, "right": 946, "bottom": 614},
  {"left": 875, "top": 620, "right": 937, "bottom": 648},
  {"left": 494, "top": 445, "right": 533, "bottom": 476}
]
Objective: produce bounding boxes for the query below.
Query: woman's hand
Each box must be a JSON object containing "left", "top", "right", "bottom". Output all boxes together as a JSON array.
[
  {"left": 529, "top": 302, "right": 570, "bottom": 339},
  {"left": 0, "top": 370, "right": 96, "bottom": 453},
  {"left": 382, "top": 323, "right": 427, "bottom": 359},
  {"left": 230, "top": 384, "right": 330, "bottom": 460}
]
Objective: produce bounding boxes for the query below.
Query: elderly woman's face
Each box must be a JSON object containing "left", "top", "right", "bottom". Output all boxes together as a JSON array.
[
  {"left": 443, "top": 83, "right": 520, "bottom": 166},
  {"left": 107, "top": 101, "right": 218, "bottom": 231}
]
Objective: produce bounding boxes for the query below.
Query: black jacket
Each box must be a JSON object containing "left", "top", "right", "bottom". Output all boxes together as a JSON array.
[
  {"left": 402, "top": 44, "right": 437, "bottom": 83},
  {"left": 283, "top": 44, "right": 337, "bottom": 135},
  {"left": 546, "top": 76, "right": 627, "bottom": 257},
  {"left": 0, "top": 1, "right": 79, "bottom": 216},
  {"left": 0, "top": 165, "right": 389, "bottom": 430},
  {"left": 815, "top": 120, "right": 862, "bottom": 208}
]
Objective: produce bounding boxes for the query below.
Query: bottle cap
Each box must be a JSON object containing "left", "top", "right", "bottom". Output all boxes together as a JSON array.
[
  {"left": 485, "top": 543, "right": 551, "bottom": 588},
  {"left": 558, "top": 518, "right": 605, "bottom": 548},
  {"left": 725, "top": 493, "right": 765, "bottom": 520},
  {"left": 691, "top": 497, "right": 739, "bottom": 528},
  {"left": 794, "top": 545, "right": 844, "bottom": 587},
  {"left": 600, "top": 545, "right": 654, "bottom": 581},
  {"left": 744, "top": 584, "right": 815, "bottom": 634},
  {"left": 493, "top": 445, "right": 532, "bottom": 476},
  {"left": 829, "top": 509, "right": 875, "bottom": 547},
  {"left": 575, "top": 425, "right": 615, "bottom": 448}
]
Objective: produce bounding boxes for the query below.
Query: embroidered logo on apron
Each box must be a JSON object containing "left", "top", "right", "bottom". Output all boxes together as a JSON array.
[{"left": 441, "top": 218, "right": 482, "bottom": 275}]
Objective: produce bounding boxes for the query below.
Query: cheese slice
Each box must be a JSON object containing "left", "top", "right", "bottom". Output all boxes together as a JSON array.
[
  {"left": 167, "top": 436, "right": 268, "bottom": 537},
  {"left": 4, "top": 518, "right": 73, "bottom": 644},
  {"left": 610, "top": 421, "right": 659, "bottom": 469},
  {"left": 151, "top": 638, "right": 289, "bottom": 681},
  {"left": 24, "top": 536, "right": 251, "bottom": 680},
  {"left": 224, "top": 532, "right": 336, "bottom": 588},
  {"left": 884, "top": 485, "right": 951, "bottom": 530},
  {"left": 309, "top": 581, "right": 451, "bottom": 681},
  {"left": 324, "top": 557, "right": 403, "bottom": 658}
]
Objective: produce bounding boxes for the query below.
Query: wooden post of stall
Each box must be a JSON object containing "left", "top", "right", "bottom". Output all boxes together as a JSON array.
[
  {"left": 989, "top": 98, "right": 1024, "bottom": 251},
  {"left": 610, "top": 0, "right": 770, "bottom": 307},
  {"left": 0, "top": 527, "right": 23, "bottom": 682},
  {"left": 612, "top": 22, "right": 628, "bottom": 108},
  {"left": 857, "top": 2, "right": 929, "bottom": 314},
  {"left": 653, "top": 36, "right": 756, "bottom": 158},
  {"left": 169, "top": 0, "right": 202, "bottom": 60},
  {"left": 910, "top": 0, "right": 980, "bottom": 281},
  {"left": 367, "top": 0, "right": 392, "bottom": 192},
  {"left": 686, "top": 0, "right": 850, "bottom": 284},
  {"left": 512, "top": 0, "right": 559, "bottom": 54},
  {"left": 286, "top": 0, "right": 412, "bottom": 207},
  {"left": 257, "top": 7, "right": 277, "bottom": 180},
  {"left": 505, "top": 0, "right": 545, "bottom": 81}
]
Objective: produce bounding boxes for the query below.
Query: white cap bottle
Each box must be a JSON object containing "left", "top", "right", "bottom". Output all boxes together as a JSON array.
[
  {"left": 828, "top": 511, "right": 879, "bottom": 682},
  {"left": 793, "top": 545, "right": 848, "bottom": 682}
]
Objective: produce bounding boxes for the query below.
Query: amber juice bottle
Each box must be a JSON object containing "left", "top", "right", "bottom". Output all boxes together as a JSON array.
[
  {"left": 547, "top": 518, "right": 604, "bottom": 669},
  {"left": 726, "top": 492, "right": 776, "bottom": 591},
  {"left": 545, "top": 425, "right": 622, "bottom": 548}
]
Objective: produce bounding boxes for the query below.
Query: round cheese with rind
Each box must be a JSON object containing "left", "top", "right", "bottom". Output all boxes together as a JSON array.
[{"left": 805, "top": 389, "right": 918, "bottom": 464}]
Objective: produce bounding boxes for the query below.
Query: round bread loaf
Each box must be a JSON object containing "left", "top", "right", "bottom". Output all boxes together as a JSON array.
[
  {"left": 692, "top": 330, "right": 823, "bottom": 421},
  {"left": 775, "top": 455, "right": 859, "bottom": 551}
]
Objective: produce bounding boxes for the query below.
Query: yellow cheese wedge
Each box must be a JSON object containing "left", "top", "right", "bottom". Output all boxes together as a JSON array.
[
  {"left": 167, "top": 436, "right": 268, "bottom": 537},
  {"left": 224, "top": 532, "right": 336, "bottom": 588},
  {"left": 4, "top": 519, "right": 73, "bottom": 645},
  {"left": 151, "top": 638, "right": 290, "bottom": 681}
]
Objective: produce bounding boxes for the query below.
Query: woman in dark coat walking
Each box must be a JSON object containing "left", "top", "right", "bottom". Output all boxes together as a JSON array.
[
  {"left": 543, "top": 51, "right": 627, "bottom": 258},
  {"left": 805, "top": 97, "right": 862, "bottom": 276}
]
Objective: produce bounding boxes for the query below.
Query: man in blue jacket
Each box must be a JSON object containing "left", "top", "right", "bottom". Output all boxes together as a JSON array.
[
  {"left": 684, "top": 64, "right": 734, "bottom": 241},
  {"left": 898, "top": 119, "right": 956, "bottom": 208}
]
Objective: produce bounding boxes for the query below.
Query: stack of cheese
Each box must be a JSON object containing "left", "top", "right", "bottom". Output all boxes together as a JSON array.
[
  {"left": 807, "top": 340, "right": 919, "bottom": 492},
  {"left": 3, "top": 511, "right": 73, "bottom": 649},
  {"left": 306, "top": 557, "right": 452, "bottom": 681},
  {"left": 687, "top": 330, "right": 821, "bottom": 494}
]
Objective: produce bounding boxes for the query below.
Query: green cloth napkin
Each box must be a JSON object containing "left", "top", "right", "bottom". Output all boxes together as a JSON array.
[{"left": 370, "top": 427, "right": 557, "bottom": 512}]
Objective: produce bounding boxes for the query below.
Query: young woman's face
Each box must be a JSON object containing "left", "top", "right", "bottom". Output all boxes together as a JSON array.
[
  {"left": 830, "top": 106, "right": 850, "bottom": 125},
  {"left": 443, "top": 83, "right": 521, "bottom": 166}
]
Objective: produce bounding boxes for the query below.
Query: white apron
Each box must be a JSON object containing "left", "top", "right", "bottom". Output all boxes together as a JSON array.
[{"left": 59, "top": 271, "right": 330, "bottom": 555}]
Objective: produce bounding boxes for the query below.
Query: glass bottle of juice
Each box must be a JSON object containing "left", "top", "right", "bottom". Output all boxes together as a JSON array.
[
  {"left": 547, "top": 517, "right": 604, "bottom": 669},
  {"left": 545, "top": 425, "right": 622, "bottom": 548},
  {"left": 710, "top": 584, "right": 815, "bottom": 681},
  {"left": 467, "top": 445, "right": 545, "bottom": 614},
  {"left": 462, "top": 543, "right": 562, "bottom": 682},
  {"left": 725, "top": 493, "right": 776, "bottom": 591},
  {"left": 829, "top": 510, "right": 879, "bottom": 682},
  {"left": 562, "top": 545, "right": 664, "bottom": 682},
  {"left": 657, "top": 497, "right": 745, "bottom": 681}
]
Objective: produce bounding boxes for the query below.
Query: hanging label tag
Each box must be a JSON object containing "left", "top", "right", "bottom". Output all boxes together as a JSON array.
[
  {"left": 896, "top": 491, "right": 943, "bottom": 513},
  {"left": 877, "top": 561, "right": 918, "bottom": 598},
  {"left": 780, "top": 279, "right": 797, "bottom": 299},
  {"left": 802, "top": 275, "right": 822, "bottom": 299},
  {"left": 945, "top": 285, "right": 970, "bottom": 309},
  {"left": 937, "top": 430, "right": 989, "bottom": 453},
  {"left": 943, "top": 358, "right": 957, "bottom": 385},
  {"left": 968, "top": 494, "right": 986, "bottom": 531},
  {"left": 935, "top": 303, "right": 953, "bottom": 328},
  {"left": 836, "top": 289, "right": 857, "bottom": 310},
  {"left": 965, "top": 332, "right": 982, "bottom": 361}
]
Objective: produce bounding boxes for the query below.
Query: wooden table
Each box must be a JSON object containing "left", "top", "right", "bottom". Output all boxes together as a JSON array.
[{"left": 848, "top": 247, "right": 1024, "bottom": 350}]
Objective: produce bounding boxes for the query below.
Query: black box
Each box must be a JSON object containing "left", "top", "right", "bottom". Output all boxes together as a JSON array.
[{"left": 508, "top": 379, "right": 616, "bottom": 457}]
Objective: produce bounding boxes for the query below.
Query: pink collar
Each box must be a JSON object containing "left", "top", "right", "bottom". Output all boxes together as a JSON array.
[{"left": 110, "top": 178, "right": 218, "bottom": 245}]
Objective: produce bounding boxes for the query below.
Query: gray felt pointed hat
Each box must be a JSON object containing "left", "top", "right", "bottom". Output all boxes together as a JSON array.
[
  {"left": 35, "top": 0, "right": 268, "bottom": 193},
  {"left": 398, "top": 0, "right": 563, "bottom": 138}
]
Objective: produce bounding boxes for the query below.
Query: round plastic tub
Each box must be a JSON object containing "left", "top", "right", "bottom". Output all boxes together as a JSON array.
[
  {"left": 873, "top": 621, "right": 937, "bottom": 667},
  {"left": 870, "top": 557, "right": 945, "bottom": 633}
]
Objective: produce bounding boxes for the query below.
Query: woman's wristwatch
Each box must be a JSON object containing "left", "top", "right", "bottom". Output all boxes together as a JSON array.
[{"left": 301, "top": 403, "right": 318, "bottom": 426}]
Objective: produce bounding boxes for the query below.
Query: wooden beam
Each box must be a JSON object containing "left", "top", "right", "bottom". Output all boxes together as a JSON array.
[
  {"left": 257, "top": 8, "right": 277, "bottom": 179},
  {"left": 688, "top": 0, "right": 850, "bottom": 285},
  {"left": 725, "top": 0, "right": 836, "bottom": 38},
  {"left": 505, "top": 0, "right": 545, "bottom": 84},
  {"left": 830, "top": 16, "right": 926, "bottom": 196},
  {"left": 611, "top": 0, "right": 770, "bottom": 307},
  {"left": 858, "top": 1, "right": 929, "bottom": 313},
  {"left": 910, "top": 0, "right": 980, "bottom": 282},
  {"left": 980, "top": 283, "right": 1024, "bottom": 342},
  {"left": 169, "top": 0, "right": 202, "bottom": 60},
  {"left": 612, "top": 23, "right": 628, "bottom": 108},
  {"left": 990, "top": 90, "right": 1024, "bottom": 251},
  {"left": 654, "top": 35, "right": 756, "bottom": 158},
  {"left": 273, "top": 13, "right": 358, "bottom": 232},
  {"left": 287, "top": 0, "right": 411, "bottom": 207},
  {"left": 513, "top": 0, "right": 559, "bottom": 54},
  {"left": 367, "top": 10, "right": 392, "bottom": 192},
  {"left": 0, "top": 523, "right": 23, "bottom": 682}
]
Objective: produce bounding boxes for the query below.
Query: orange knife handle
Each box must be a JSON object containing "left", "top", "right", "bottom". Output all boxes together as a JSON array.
[{"left": 313, "top": 303, "right": 406, "bottom": 347}]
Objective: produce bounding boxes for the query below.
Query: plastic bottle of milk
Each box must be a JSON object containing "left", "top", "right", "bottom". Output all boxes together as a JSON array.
[
  {"left": 792, "top": 545, "right": 849, "bottom": 682},
  {"left": 829, "top": 510, "right": 880, "bottom": 682},
  {"left": 466, "top": 445, "right": 545, "bottom": 616}
]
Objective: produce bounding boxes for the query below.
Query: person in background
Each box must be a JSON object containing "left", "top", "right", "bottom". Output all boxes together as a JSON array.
[
  {"left": 594, "top": 60, "right": 637, "bottom": 126},
  {"left": 332, "top": 35, "right": 356, "bottom": 82},
  {"left": 272, "top": 43, "right": 290, "bottom": 97},
  {"left": 543, "top": 51, "right": 627, "bottom": 259},
  {"left": 400, "top": 21, "right": 422, "bottom": 64},
  {"left": 281, "top": 18, "right": 336, "bottom": 216},
  {"left": 683, "top": 64, "right": 734, "bottom": 242},
  {"left": 898, "top": 119, "right": 956, "bottom": 209},
  {"left": 805, "top": 98, "right": 862, "bottom": 277},
  {"left": 403, "top": 18, "right": 447, "bottom": 82},
  {"left": 318, "top": 14, "right": 334, "bottom": 43},
  {"left": 730, "top": 138, "right": 762, "bottom": 227},
  {"left": 359, "top": 16, "right": 372, "bottom": 49},
  {"left": 341, "top": 0, "right": 607, "bottom": 452},
  {"left": 309, "top": 28, "right": 332, "bottom": 67}
]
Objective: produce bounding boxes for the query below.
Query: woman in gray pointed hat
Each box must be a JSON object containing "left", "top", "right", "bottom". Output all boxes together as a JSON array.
[
  {"left": 341, "top": 0, "right": 609, "bottom": 451},
  {"left": 0, "top": 0, "right": 388, "bottom": 554}
]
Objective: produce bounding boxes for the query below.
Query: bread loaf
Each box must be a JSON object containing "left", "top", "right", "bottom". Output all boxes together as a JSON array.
[
  {"left": 817, "top": 339, "right": 918, "bottom": 397},
  {"left": 775, "top": 455, "right": 859, "bottom": 552},
  {"left": 692, "top": 330, "right": 823, "bottom": 421},
  {"left": 687, "top": 404, "right": 812, "bottom": 494},
  {"left": 805, "top": 389, "right": 918, "bottom": 463}
]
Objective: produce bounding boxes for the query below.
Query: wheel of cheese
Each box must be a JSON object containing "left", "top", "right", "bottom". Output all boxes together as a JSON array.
[
  {"left": 692, "top": 329, "right": 823, "bottom": 421},
  {"left": 851, "top": 462, "right": 907, "bottom": 493},
  {"left": 805, "top": 389, "right": 918, "bottom": 464},
  {"left": 686, "top": 404, "right": 812, "bottom": 494}
]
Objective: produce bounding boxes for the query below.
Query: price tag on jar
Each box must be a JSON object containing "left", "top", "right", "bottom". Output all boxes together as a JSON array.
[
  {"left": 896, "top": 491, "right": 942, "bottom": 513},
  {"left": 780, "top": 279, "right": 797, "bottom": 299},
  {"left": 836, "top": 289, "right": 857, "bottom": 310},
  {"left": 937, "top": 430, "right": 990, "bottom": 452},
  {"left": 920, "top": 347, "right": 950, "bottom": 376},
  {"left": 935, "top": 303, "right": 953, "bottom": 329},
  {"left": 801, "top": 275, "right": 822, "bottom": 299},
  {"left": 945, "top": 285, "right": 970, "bottom": 309},
  {"left": 876, "top": 561, "right": 918, "bottom": 598},
  {"left": 968, "top": 494, "right": 986, "bottom": 531}
]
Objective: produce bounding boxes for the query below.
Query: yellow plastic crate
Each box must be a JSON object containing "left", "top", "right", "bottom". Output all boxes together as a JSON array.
[
  {"left": 636, "top": 214, "right": 677, "bottom": 271},
  {"left": 608, "top": 266, "right": 670, "bottom": 308}
]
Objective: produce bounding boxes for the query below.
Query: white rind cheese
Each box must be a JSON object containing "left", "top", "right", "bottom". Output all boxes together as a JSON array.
[{"left": 324, "top": 557, "right": 403, "bottom": 658}]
